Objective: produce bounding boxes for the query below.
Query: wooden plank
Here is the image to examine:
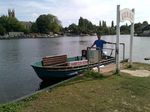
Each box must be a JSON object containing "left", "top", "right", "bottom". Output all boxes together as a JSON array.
[{"left": 42, "top": 55, "right": 67, "bottom": 66}]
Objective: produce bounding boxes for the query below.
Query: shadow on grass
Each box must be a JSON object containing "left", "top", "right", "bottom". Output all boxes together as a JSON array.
[{"left": 58, "top": 70, "right": 109, "bottom": 87}]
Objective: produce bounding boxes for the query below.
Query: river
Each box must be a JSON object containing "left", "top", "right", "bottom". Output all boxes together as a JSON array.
[{"left": 0, "top": 35, "right": 149, "bottom": 103}]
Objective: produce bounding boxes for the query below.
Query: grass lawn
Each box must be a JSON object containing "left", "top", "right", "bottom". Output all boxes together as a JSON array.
[{"left": 0, "top": 62, "right": 150, "bottom": 112}]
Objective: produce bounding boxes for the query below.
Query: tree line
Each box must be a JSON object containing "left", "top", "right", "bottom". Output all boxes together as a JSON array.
[
  {"left": 66, "top": 17, "right": 115, "bottom": 36},
  {"left": 0, "top": 16, "right": 27, "bottom": 35},
  {"left": 0, "top": 13, "right": 149, "bottom": 36},
  {"left": 0, "top": 14, "right": 62, "bottom": 35},
  {"left": 67, "top": 17, "right": 150, "bottom": 36}
]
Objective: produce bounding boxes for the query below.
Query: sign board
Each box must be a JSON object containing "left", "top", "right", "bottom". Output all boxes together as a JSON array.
[
  {"left": 88, "top": 50, "right": 101, "bottom": 64},
  {"left": 116, "top": 5, "right": 135, "bottom": 73},
  {"left": 120, "top": 8, "right": 134, "bottom": 23},
  {"left": 68, "top": 60, "right": 88, "bottom": 67}
]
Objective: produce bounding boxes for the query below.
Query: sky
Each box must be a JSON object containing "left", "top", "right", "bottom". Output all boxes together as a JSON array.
[{"left": 1, "top": 0, "right": 150, "bottom": 27}]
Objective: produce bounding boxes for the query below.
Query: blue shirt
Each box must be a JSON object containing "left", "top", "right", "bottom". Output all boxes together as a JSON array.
[{"left": 94, "top": 39, "right": 106, "bottom": 49}]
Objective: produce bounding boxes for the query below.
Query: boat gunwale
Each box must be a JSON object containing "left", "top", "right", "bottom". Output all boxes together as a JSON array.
[{"left": 31, "top": 57, "right": 115, "bottom": 71}]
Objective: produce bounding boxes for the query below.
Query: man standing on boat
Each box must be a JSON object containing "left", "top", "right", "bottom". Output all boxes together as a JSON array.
[
  {"left": 91, "top": 34, "right": 112, "bottom": 50},
  {"left": 91, "top": 34, "right": 113, "bottom": 57}
]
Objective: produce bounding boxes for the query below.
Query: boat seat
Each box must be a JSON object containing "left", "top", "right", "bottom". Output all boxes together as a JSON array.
[{"left": 42, "top": 55, "right": 67, "bottom": 66}]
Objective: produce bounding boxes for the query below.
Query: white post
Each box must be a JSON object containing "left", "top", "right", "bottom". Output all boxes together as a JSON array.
[
  {"left": 129, "top": 9, "right": 134, "bottom": 67},
  {"left": 116, "top": 5, "right": 120, "bottom": 73}
]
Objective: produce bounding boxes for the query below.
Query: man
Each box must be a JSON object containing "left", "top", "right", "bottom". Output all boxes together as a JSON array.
[
  {"left": 91, "top": 34, "right": 112, "bottom": 57},
  {"left": 91, "top": 34, "right": 112, "bottom": 50}
]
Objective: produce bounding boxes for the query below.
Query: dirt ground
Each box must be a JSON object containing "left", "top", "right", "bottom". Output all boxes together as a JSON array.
[
  {"left": 92, "top": 64, "right": 115, "bottom": 72},
  {"left": 93, "top": 63, "right": 150, "bottom": 77},
  {"left": 121, "top": 69, "right": 150, "bottom": 77}
]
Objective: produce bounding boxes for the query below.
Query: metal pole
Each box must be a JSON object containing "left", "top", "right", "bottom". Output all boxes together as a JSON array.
[
  {"left": 87, "top": 47, "right": 90, "bottom": 70},
  {"left": 116, "top": 5, "right": 120, "bottom": 73},
  {"left": 129, "top": 9, "right": 134, "bottom": 67},
  {"left": 121, "top": 43, "right": 125, "bottom": 61},
  {"left": 98, "top": 48, "right": 101, "bottom": 73}
]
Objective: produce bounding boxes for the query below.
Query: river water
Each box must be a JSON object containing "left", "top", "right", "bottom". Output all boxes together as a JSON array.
[{"left": 0, "top": 35, "right": 149, "bottom": 103}]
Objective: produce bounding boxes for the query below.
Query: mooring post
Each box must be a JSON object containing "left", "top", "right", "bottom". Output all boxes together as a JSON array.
[
  {"left": 98, "top": 48, "right": 101, "bottom": 73},
  {"left": 129, "top": 9, "right": 135, "bottom": 67},
  {"left": 87, "top": 47, "right": 90, "bottom": 70},
  {"left": 116, "top": 5, "right": 120, "bottom": 73}
]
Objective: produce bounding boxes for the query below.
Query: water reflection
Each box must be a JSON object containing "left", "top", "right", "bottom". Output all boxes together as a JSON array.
[
  {"left": 39, "top": 78, "right": 70, "bottom": 90},
  {"left": 39, "top": 80, "right": 60, "bottom": 90}
]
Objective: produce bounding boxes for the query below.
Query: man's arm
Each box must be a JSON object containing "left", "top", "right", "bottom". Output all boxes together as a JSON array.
[
  {"left": 106, "top": 42, "right": 115, "bottom": 44},
  {"left": 91, "top": 41, "right": 95, "bottom": 48}
]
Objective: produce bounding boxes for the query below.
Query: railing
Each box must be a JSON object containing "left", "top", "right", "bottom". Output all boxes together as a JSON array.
[
  {"left": 120, "top": 43, "right": 125, "bottom": 61},
  {"left": 86, "top": 47, "right": 115, "bottom": 72},
  {"left": 86, "top": 42, "right": 126, "bottom": 72},
  {"left": 108, "top": 42, "right": 125, "bottom": 61}
]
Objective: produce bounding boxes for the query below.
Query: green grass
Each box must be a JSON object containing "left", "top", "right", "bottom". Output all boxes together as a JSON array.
[
  {"left": 0, "top": 62, "right": 150, "bottom": 112},
  {"left": 0, "top": 95, "right": 39, "bottom": 112}
]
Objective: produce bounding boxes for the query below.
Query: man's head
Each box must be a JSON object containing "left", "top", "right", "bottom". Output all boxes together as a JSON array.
[{"left": 97, "top": 34, "right": 101, "bottom": 39}]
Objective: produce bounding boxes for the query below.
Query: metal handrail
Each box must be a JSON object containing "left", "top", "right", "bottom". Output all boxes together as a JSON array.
[
  {"left": 108, "top": 42, "right": 125, "bottom": 61},
  {"left": 86, "top": 42, "right": 126, "bottom": 73},
  {"left": 120, "top": 43, "right": 125, "bottom": 60},
  {"left": 89, "top": 42, "right": 126, "bottom": 61}
]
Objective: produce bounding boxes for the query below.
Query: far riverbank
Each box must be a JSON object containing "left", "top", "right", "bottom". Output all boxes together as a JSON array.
[{"left": 0, "top": 34, "right": 63, "bottom": 40}]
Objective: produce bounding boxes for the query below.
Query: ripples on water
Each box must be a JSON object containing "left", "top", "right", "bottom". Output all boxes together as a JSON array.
[{"left": 0, "top": 35, "right": 149, "bottom": 103}]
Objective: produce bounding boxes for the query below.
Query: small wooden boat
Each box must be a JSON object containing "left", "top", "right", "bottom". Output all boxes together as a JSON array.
[{"left": 31, "top": 54, "right": 115, "bottom": 81}]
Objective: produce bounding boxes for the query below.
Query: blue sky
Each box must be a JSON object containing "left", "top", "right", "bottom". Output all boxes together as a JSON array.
[{"left": 1, "top": 0, "right": 150, "bottom": 27}]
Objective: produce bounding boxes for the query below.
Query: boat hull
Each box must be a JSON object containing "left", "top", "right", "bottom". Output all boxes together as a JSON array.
[
  {"left": 32, "top": 65, "right": 80, "bottom": 80},
  {"left": 31, "top": 56, "right": 115, "bottom": 81}
]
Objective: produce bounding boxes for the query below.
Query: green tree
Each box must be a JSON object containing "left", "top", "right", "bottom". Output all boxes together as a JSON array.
[
  {"left": 120, "top": 24, "right": 130, "bottom": 34},
  {"left": 68, "top": 23, "right": 78, "bottom": 34},
  {"left": 78, "top": 17, "right": 86, "bottom": 34},
  {"left": 0, "top": 15, "right": 25, "bottom": 34},
  {"left": 0, "top": 24, "right": 6, "bottom": 35},
  {"left": 7, "top": 17, "right": 25, "bottom": 32},
  {"left": 99, "top": 21, "right": 102, "bottom": 27},
  {"left": 0, "top": 16, "right": 8, "bottom": 31},
  {"left": 111, "top": 21, "right": 114, "bottom": 28},
  {"left": 102, "top": 21, "right": 107, "bottom": 27},
  {"left": 31, "top": 23, "right": 38, "bottom": 33},
  {"left": 134, "top": 22, "right": 142, "bottom": 35},
  {"left": 142, "top": 21, "right": 148, "bottom": 28},
  {"left": 96, "top": 26, "right": 103, "bottom": 35},
  {"left": 78, "top": 17, "right": 96, "bottom": 35},
  {"left": 48, "top": 14, "right": 62, "bottom": 33},
  {"left": 35, "top": 14, "right": 62, "bottom": 34},
  {"left": 36, "top": 15, "right": 50, "bottom": 33}
]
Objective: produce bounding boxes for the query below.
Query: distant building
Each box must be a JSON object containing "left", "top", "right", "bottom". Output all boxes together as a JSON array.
[
  {"left": 8, "top": 9, "right": 32, "bottom": 31},
  {"left": 9, "top": 32, "right": 24, "bottom": 37},
  {"left": 8, "top": 9, "right": 15, "bottom": 17},
  {"left": 20, "top": 21, "right": 32, "bottom": 30}
]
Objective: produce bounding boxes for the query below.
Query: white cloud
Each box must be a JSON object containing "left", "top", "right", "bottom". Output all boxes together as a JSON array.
[
  {"left": 1, "top": 0, "right": 150, "bottom": 26},
  {"left": 32, "top": 13, "right": 39, "bottom": 20}
]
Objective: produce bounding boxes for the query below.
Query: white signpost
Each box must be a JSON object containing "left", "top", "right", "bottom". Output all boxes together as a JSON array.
[
  {"left": 120, "top": 8, "right": 134, "bottom": 23},
  {"left": 116, "top": 5, "right": 135, "bottom": 73}
]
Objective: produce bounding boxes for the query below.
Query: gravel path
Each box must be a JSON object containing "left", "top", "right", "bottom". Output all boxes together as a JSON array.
[
  {"left": 121, "top": 69, "right": 150, "bottom": 77},
  {"left": 93, "top": 63, "right": 150, "bottom": 77},
  {"left": 93, "top": 63, "right": 116, "bottom": 73}
]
